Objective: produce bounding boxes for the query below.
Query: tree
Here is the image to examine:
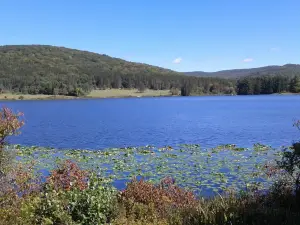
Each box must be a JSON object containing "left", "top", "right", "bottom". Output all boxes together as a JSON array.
[
  {"left": 137, "top": 82, "right": 146, "bottom": 93},
  {"left": 237, "top": 78, "right": 253, "bottom": 95},
  {"left": 253, "top": 79, "right": 262, "bottom": 94},
  {"left": 75, "top": 87, "right": 84, "bottom": 97},
  {"left": 277, "top": 121, "right": 300, "bottom": 200},
  {"left": 0, "top": 107, "right": 24, "bottom": 146},
  {"left": 112, "top": 76, "right": 122, "bottom": 89},
  {"left": 290, "top": 76, "right": 300, "bottom": 93},
  {"left": 0, "top": 107, "right": 24, "bottom": 175},
  {"left": 53, "top": 88, "right": 59, "bottom": 96},
  {"left": 0, "top": 45, "right": 237, "bottom": 97},
  {"left": 181, "top": 83, "right": 192, "bottom": 96}
]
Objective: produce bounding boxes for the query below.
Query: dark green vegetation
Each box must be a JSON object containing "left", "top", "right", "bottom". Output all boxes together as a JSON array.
[
  {"left": 2, "top": 107, "right": 300, "bottom": 224},
  {"left": 0, "top": 45, "right": 235, "bottom": 96},
  {"left": 237, "top": 75, "right": 300, "bottom": 95},
  {"left": 2, "top": 45, "right": 300, "bottom": 97},
  {"left": 185, "top": 64, "right": 300, "bottom": 78},
  {"left": 187, "top": 64, "right": 300, "bottom": 95}
]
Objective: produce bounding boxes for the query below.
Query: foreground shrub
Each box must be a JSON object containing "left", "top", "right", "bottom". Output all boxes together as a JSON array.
[
  {"left": 121, "top": 177, "right": 197, "bottom": 210},
  {"left": 36, "top": 161, "right": 118, "bottom": 225},
  {"left": 46, "top": 160, "right": 88, "bottom": 191},
  {"left": 64, "top": 174, "right": 117, "bottom": 224},
  {"left": 0, "top": 107, "right": 24, "bottom": 178},
  {"left": 0, "top": 163, "right": 40, "bottom": 225},
  {"left": 116, "top": 177, "right": 300, "bottom": 225},
  {"left": 0, "top": 106, "right": 24, "bottom": 147},
  {"left": 118, "top": 177, "right": 198, "bottom": 223}
]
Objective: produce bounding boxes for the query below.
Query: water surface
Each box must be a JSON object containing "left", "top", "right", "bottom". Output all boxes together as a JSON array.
[{"left": 1, "top": 95, "right": 299, "bottom": 149}]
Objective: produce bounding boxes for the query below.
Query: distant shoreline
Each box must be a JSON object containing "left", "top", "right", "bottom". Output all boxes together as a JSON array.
[
  {"left": 0, "top": 89, "right": 299, "bottom": 101},
  {"left": 0, "top": 89, "right": 173, "bottom": 101}
]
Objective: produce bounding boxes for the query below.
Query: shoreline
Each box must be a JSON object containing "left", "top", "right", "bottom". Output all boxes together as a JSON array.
[
  {"left": 0, "top": 94, "right": 176, "bottom": 101},
  {"left": 0, "top": 90, "right": 299, "bottom": 101},
  {"left": 0, "top": 89, "right": 234, "bottom": 101},
  {"left": 0, "top": 89, "right": 172, "bottom": 101}
]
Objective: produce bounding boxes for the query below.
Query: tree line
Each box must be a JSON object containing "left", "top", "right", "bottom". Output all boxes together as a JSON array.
[
  {"left": 1, "top": 45, "right": 300, "bottom": 97},
  {"left": 236, "top": 75, "right": 300, "bottom": 95},
  {"left": 0, "top": 45, "right": 235, "bottom": 96},
  {"left": 0, "top": 71, "right": 236, "bottom": 96}
]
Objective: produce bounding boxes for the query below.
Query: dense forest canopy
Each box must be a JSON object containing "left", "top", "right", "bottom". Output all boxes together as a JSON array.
[
  {"left": 1, "top": 45, "right": 299, "bottom": 96},
  {"left": 186, "top": 63, "right": 300, "bottom": 95},
  {"left": 236, "top": 75, "right": 300, "bottom": 95},
  {"left": 0, "top": 45, "right": 235, "bottom": 96},
  {"left": 185, "top": 64, "right": 300, "bottom": 78}
]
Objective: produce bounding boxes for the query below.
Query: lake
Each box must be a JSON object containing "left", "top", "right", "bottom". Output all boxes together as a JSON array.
[{"left": 1, "top": 95, "right": 300, "bottom": 149}]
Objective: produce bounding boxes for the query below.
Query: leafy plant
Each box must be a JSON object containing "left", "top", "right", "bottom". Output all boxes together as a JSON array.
[
  {"left": 46, "top": 160, "right": 88, "bottom": 191},
  {"left": 37, "top": 161, "right": 117, "bottom": 224},
  {"left": 0, "top": 106, "right": 24, "bottom": 146},
  {"left": 120, "top": 177, "right": 198, "bottom": 219},
  {"left": 0, "top": 106, "right": 24, "bottom": 176},
  {"left": 64, "top": 173, "right": 117, "bottom": 224},
  {"left": 0, "top": 107, "right": 26, "bottom": 207},
  {"left": 277, "top": 121, "right": 300, "bottom": 197}
]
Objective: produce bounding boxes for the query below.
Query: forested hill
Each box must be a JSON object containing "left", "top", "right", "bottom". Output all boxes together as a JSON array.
[
  {"left": 0, "top": 45, "right": 235, "bottom": 96},
  {"left": 185, "top": 64, "right": 300, "bottom": 78}
]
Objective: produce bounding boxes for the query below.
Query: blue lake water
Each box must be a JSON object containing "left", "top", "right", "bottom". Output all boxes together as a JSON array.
[{"left": 1, "top": 95, "right": 300, "bottom": 149}]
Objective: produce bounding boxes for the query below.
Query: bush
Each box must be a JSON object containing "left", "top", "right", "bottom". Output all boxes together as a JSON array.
[
  {"left": 119, "top": 177, "right": 198, "bottom": 223},
  {"left": 0, "top": 107, "right": 24, "bottom": 147},
  {"left": 117, "top": 177, "right": 300, "bottom": 225},
  {"left": 276, "top": 121, "right": 300, "bottom": 200},
  {"left": 64, "top": 174, "right": 117, "bottom": 224},
  {"left": 170, "top": 88, "right": 180, "bottom": 96},
  {"left": 0, "top": 163, "right": 40, "bottom": 225},
  {"left": 277, "top": 143, "right": 300, "bottom": 195},
  {"left": 121, "top": 177, "right": 197, "bottom": 210},
  {"left": 0, "top": 107, "right": 25, "bottom": 199},
  {"left": 36, "top": 161, "right": 118, "bottom": 224},
  {"left": 46, "top": 160, "right": 88, "bottom": 191}
]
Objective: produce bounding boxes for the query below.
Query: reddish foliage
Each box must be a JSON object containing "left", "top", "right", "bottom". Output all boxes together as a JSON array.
[
  {"left": 46, "top": 160, "right": 88, "bottom": 191},
  {"left": 264, "top": 163, "right": 282, "bottom": 178},
  {"left": 11, "top": 163, "right": 40, "bottom": 195},
  {"left": 1, "top": 162, "right": 40, "bottom": 211},
  {"left": 121, "top": 176, "right": 198, "bottom": 212},
  {"left": 0, "top": 107, "right": 24, "bottom": 146}
]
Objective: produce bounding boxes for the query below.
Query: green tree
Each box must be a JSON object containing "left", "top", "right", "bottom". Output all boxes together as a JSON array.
[
  {"left": 237, "top": 78, "right": 253, "bottom": 95},
  {"left": 137, "top": 82, "right": 146, "bottom": 93},
  {"left": 181, "top": 83, "right": 192, "bottom": 96},
  {"left": 277, "top": 121, "right": 300, "bottom": 201},
  {"left": 289, "top": 76, "right": 300, "bottom": 93}
]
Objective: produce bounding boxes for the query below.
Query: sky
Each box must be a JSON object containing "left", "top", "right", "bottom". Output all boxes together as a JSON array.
[{"left": 0, "top": 0, "right": 299, "bottom": 72}]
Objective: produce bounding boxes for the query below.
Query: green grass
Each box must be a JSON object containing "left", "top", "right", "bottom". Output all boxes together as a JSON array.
[{"left": 0, "top": 93, "right": 74, "bottom": 100}]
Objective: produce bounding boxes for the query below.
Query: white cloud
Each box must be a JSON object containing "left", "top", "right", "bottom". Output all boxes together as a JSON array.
[
  {"left": 243, "top": 58, "right": 253, "bottom": 63},
  {"left": 173, "top": 57, "right": 182, "bottom": 64}
]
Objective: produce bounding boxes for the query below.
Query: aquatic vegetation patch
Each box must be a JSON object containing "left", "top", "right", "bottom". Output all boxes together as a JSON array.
[{"left": 12, "top": 143, "right": 284, "bottom": 196}]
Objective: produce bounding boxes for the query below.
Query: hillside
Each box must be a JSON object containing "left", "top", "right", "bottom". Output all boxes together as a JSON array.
[
  {"left": 0, "top": 45, "right": 234, "bottom": 96},
  {"left": 185, "top": 64, "right": 300, "bottom": 78}
]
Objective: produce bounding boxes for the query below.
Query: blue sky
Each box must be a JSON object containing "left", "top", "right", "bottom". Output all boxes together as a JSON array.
[{"left": 0, "top": 0, "right": 299, "bottom": 72}]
